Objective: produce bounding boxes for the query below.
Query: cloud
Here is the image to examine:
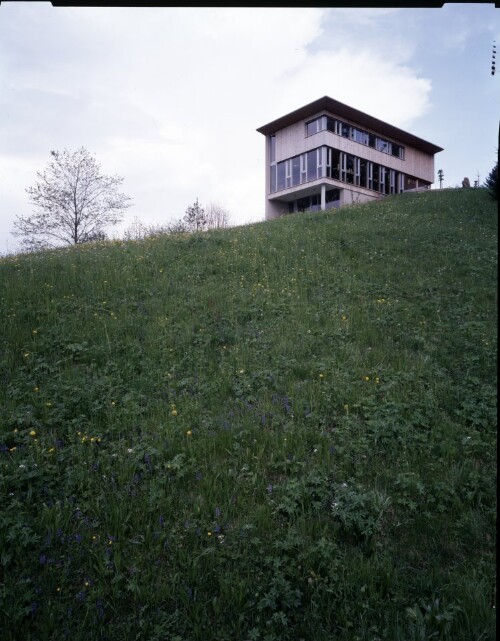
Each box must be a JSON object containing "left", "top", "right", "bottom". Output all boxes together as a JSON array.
[{"left": 0, "top": 5, "right": 436, "bottom": 253}]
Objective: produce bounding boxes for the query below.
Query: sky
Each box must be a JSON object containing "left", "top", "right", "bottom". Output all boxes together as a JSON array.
[{"left": 0, "top": 2, "right": 499, "bottom": 255}]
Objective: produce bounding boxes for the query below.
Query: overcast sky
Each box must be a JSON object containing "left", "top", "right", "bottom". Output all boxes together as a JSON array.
[{"left": 0, "top": 2, "right": 498, "bottom": 255}]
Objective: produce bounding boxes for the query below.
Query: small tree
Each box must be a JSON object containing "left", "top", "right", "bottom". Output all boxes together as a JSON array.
[
  {"left": 12, "top": 147, "right": 132, "bottom": 251},
  {"left": 437, "top": 169, "right": 444, "bottom": 189},
  {"left": 483, "top": 160, "right": 498, "bottom": 201},
  {"left": 183, "top": 198, "right": 207, "bottom": 232}
]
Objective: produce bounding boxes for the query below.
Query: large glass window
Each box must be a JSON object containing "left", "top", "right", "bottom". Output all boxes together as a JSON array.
[
  {"left": 292, "top": 156, "right": 300, "bottom": 186},
  {"left": 271, "top": 143, "right": 408, "bottom": 195},
  {"left": 277, "top": 161, "right": 286, "bottom": 191},
  {"left": 306, "top": 150, "right": 318, "bottom": 181},
  {"left": 285, "top": 160, "right": 292, "bottom": 188},
  {"left": 373, "top": 164, "right": 379, "bottom": 191},
  {"left": 360, "top": 159, "right": 368, "bottom": 188},
  {"left": 345, "top": 154, "right": 355, "bottom": 184}
]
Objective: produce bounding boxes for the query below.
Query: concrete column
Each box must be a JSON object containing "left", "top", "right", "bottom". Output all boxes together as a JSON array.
[{"left": 320, "top": 184, "right": 326, "bottom": 210}]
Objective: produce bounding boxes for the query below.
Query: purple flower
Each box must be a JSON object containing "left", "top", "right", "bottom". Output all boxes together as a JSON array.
[{"left": 266, "top": 484, "right": 273, "bottom": 494}]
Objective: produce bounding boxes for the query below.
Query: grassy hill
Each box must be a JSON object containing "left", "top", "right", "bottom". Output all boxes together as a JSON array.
[{"left": 0, "top": 188, "right": 497, "bottom": 641}]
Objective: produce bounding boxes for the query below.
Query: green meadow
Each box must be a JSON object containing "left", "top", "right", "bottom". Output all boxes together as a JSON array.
[{"left": 0, "top": 188, "right": 497, "bottom": 641}]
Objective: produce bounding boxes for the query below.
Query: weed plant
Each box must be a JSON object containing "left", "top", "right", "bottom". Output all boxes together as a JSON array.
[{"left": 0, "top": 188, "right": 496, "bottom": 640}]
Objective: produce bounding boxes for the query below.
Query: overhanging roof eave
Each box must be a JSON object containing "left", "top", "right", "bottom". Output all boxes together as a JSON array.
[{"left": 256, "top": 96, "right": 443, "bottom": 155}]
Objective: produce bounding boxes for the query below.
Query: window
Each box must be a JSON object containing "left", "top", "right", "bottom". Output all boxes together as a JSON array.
[
  {"left": 326, "top": 117, "right": 337, "bottom": 133},
  {"left": 326, "top": 189, "right": 340, "bottom": 206},
  {"left": 306, "top": 120, "right": 319, "bottom": 136},
  {"left": 345, "top": 154, "right": 355, "bottom": 184},
  {"left": 300, "top": 154, "right": 307, "bottom": 183},
  {"left": 277, "top": 161, "right": 286, "bottom": 191},
  {"left": 392, "top": 143, "right": 404, "bottom": 159},
  {"left": 306, "top": 116, "right": 326, "bottom": 136},
  {"left": 354, "top": 157, "right": 361, "bottom": 186},
  {"left": 306, "top": 149, "right": 318, "bottom": 181},
  {"left": 379, "top": 166, "right": 386, "bottom": 194},
  {"left": 285, "top": 159, "right": 292, "bottom": 188},
  {"left": 389, "top": 169, "right": 396, "bottom": 194},
  {"left": 327, "top": 148, "right": 340, "bottom": 180},
  {"left": 297, "top": 196, "right": 310, "bottom": 212},
  {"left": 292, "top": 156, "right": 300, "bottom": 186},
  {"left": 360, "top": 159, "right": 368, "bottom": 188},
  {"left": 341, "top": 122, "right": 350, "bottom": 138},
  {"left": 373, "top": 164, "right": 379, "bottom": 191},
  {"left": 270, "top": 165, "right": 276, "bottom": 193}
]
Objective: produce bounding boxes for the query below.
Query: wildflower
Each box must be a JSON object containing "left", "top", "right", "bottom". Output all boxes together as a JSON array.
[
  {"left": 375, "top": 377, "right": 380, "bottom": 384},
  {"left": 364, "top": 376, "right": 370, "bottom": 381},
  {"left": 30, "top": 430, "right": 37, "bottom": 437},
  {"left": 343, "top": 404, "right": 349, "bottom": 414},
  {"left": 341, "top": 315, "right": 348, "bottom": 321},
  {"left": 207, "top": 531, "right": 212, "bottom": 537},
  {"left": 9, "top": 447, "right": 16, "bottom": 452},
  {"left": 319, "top": 373, "right": 324, "bottom": 379},
  {"left": 186, "top": 430, "right": 192, "bottom": 437},
  {"left": 33, "top": 386, "right": 39, "bottom": 392}
]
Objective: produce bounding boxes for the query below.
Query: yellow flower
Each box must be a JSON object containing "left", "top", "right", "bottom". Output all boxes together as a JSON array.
[
  {"left": 319, "top": 373, "right": 324, "bottom": 379},
  {"left": 364, "top": 376, "right": 370, "bottom": 381},
  {"left": 30, "top": 430, "right": 37, "bottom": 437},
  {"left": 186, "top": 430, "right": 193, "bottom": 437},
  {"left": 171, "top": 409, "right": 178, "bottom": 416}
]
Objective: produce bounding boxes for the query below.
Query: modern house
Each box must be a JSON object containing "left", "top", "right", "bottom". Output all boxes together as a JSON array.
[{"left": 256, "top": 96, "right": 443, "bottom": 219}]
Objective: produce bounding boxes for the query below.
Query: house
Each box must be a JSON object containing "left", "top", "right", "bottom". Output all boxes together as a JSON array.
[{"left": 256, "top": 96, "right": 443, "bottom": 219}]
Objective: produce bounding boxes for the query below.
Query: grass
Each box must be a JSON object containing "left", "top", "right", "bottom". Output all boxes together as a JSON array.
[{"left": 0, "top": 187, "right": 497, "bottom": 641}]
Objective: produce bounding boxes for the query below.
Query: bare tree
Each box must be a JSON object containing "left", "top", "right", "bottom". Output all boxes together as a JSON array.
[
  {"left": 205, "top": 202, "right": 231, "bottom": 229},
  {"left": 123, "top": 216, "right": 150, "bottom": 241},
  {"left": 12, "top": 147, "right": 132, "bottom": 250}
]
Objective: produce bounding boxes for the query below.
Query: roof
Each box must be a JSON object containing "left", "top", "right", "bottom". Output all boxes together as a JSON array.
[{"left": 256, "top": 96, "right": 443, "bottom": 155}]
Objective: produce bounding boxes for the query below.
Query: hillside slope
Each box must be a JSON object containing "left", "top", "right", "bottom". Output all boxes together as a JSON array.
[{"left": 1, "top": 188, "right": 497, "bottom": 641}]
